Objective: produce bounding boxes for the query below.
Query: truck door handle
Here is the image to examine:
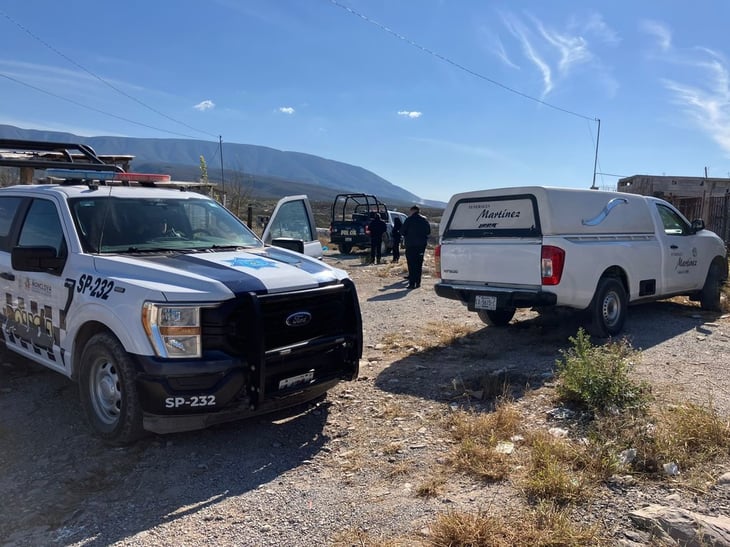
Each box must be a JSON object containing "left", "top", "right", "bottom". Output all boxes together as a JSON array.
[
  {"left": 670, "top": 245, "right": 678, "bottom": 249},
  {"left": 0, "top": 272, "right": 14, "bottom": 281}
]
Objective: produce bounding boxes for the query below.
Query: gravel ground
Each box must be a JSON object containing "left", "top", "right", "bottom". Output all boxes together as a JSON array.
[{"left": 1, "top": 249, "right": 729, "bottom": 546}]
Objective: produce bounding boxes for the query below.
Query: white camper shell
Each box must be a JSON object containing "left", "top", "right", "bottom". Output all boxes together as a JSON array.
[{"left": 435, "top": 186, "right": 727, "bottom": 336}]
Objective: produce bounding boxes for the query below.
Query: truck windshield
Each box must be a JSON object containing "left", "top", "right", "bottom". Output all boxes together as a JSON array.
[{"left": 69, "top": 196, "right": 263, "bottom": 253}]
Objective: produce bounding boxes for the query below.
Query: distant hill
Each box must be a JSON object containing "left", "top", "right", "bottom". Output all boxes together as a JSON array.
[{"left": 0, "top": 124, "right": 444, "bottom": 208}]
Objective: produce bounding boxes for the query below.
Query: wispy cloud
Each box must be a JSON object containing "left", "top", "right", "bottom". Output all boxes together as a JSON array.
[
  {"left": 480, "top": 29, "right": 520, "bottom": 70},
  {"left": 640, "top": 20, "right": 672, "bottom": 52},
  {"left": 501, "top": 14, "right": 553, "bottom": 96},
  {"left": 532, "top": 16, "right": 591, "bottom": 74},
  {"left": 398, "top": 110, "right": 422, "bottom": 118},
  {"left": 495, "top": 11, "right": 618, "bottom": 97},
  {"left": 409, "top": 137, "right": 503, "bottom": 160},
  {"left": 576, "top": 13, "right": 620, "bottom": 46},
  {"left": 278, "top": 106, "right": 295, "bottom": 114},
  {"left": 194, "top": 100, "right": 215, "bottom": 111},
  {"left": 661, "top": 48, "right": 730, "bottom": 153}
]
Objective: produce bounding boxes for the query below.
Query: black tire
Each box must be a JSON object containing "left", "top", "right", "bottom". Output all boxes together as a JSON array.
[
  {"left": 339, "top": 243, "right": 353, "bottom": 254},
  {"left": 588, "top": 277, "right": 627, "bottom": 337},
  {"left": 477, "top": 307, "right": 516, "bottom": 327},
  {"left": 699, "top": 263, "right": 722, "bottom": 311},
  {"left": 78, "top": 332, "right": 144, "bottom": 444}
]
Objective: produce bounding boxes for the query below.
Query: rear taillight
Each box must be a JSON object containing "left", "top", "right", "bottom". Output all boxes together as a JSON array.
[
  {"left": 434, "top": 244, "right": 441, "bottom": 278},
  {"left": 541, "top": 245, "right": 565, "bottom": 285}
]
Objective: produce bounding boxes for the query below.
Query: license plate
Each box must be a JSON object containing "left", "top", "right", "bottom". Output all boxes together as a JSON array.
[
  {"left": 475, "top": 295, "right": 497, "bottom": 310},
  {"left": 279, "top": 371, "right": 314, "bottom": 389},
  {"left": 344, "top": 237, "right": 352, "bottom": 242}
]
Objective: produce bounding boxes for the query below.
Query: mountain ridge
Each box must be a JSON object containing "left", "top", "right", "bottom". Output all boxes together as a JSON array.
[{"left": 0, "top": 124, "right": 445, "bottom": 207}]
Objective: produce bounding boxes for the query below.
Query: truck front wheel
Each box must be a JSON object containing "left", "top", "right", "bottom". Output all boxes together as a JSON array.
[
  {"left": 477, "top": 307, "right": 516, "bottom": 327},
  {"left": 588, "top": 277, "right": 627, "bottom": 337},
  {"left": 79, "top": 332, "right": 144, "bottom": 444},
  {"left": 699, "top": 263, "right": 723, "bottom": 311}
]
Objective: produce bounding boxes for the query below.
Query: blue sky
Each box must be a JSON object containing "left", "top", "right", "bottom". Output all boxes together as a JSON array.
[{"left": 2, "top": 1, "right": 729, "bottom": 203}]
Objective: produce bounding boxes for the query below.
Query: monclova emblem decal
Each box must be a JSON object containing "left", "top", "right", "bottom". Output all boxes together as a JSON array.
[{"left": 286, "top": 311, "right": 312, "bottom": 327}]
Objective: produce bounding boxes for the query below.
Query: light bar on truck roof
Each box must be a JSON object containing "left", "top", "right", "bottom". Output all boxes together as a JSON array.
[
  {"left": 46, "top": 168, "right": 118, "bottom": 181},
  {"left": 116, "top": 172, "right": 171, "bottom": 183}
]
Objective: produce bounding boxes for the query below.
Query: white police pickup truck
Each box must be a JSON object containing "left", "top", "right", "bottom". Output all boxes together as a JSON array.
[
  {"left": 435, "top": 186, "right": 727, "bottom": 337},
  {"left": 0, "top": 139, "right": 362, "bottom": 444}
]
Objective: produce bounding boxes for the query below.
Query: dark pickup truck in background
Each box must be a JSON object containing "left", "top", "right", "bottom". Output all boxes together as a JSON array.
[{"left": 329, "top": 193, "right": 392, "bottom": 254}]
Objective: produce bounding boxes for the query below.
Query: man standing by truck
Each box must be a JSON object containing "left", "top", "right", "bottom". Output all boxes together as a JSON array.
[
  {"left": 401, "top": 205, "right": 431, "bottom": 288},
  {"left": 367, "top": 212, "right": 388, "bottom": 264}
]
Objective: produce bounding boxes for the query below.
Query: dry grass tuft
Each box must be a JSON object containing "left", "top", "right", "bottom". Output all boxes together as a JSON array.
[
  {"left": 383, "top": 461, "right": 411, "bottom": 478},
  {"left": 636, "top": 402, "right": 730, "bottom": 474},
  {"left": 376, "top": 402, "right": 407, "bottom": 420},
  {"left": 330, "top": 527, "right": 407, "bottom": 546},
  {"left": 428, "top": 503, "right": 603, "bottom": 546},
  {"left": 447, "top": 402, "right": 524, "bottom": 482},
  {"left": 382, "top": 442, "right": 404, "bottom": 456},
  {"left": 379, "top": 321, "right": 477, "bottom": 353},
  {"left": 520, "top": 431, "right": 591, "bottom": 504},
  {"left": 416, "top": 476, "right": 446, "bottom": 498}
]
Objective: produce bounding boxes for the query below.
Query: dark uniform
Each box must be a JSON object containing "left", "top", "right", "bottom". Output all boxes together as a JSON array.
[
  {"left": 367, "top": 213, "right": 388, "bottom": 264},
  {"left": 391, "top": 217, "right": 402, "bottom": 263},
  {"left": 401, "top": 206, "right": 430, "bottom": 288}
]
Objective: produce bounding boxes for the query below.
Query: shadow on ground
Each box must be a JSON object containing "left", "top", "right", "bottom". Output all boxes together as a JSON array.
[
  {"left": 373, "top": 300, "right": 718, "bottom": 407},
  {"left": 0, "top": 357, "right": 332, "bottom": 546}
]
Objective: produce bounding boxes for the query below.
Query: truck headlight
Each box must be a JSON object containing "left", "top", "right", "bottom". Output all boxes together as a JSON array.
[{"left": 142, "top": 303, "right": 201, "bottom": 358}]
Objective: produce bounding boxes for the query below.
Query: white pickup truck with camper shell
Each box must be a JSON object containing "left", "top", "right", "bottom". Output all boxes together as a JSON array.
[
  {"left": 434, "top": 186, "right": 727, "bottom": 336},
  {"left": 0, "top": 139, "right": 362, "bottom": 444}
]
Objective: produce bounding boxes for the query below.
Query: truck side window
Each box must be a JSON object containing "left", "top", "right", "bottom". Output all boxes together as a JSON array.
[
  {"left": 656, "top": 204, "right": 688, "bottom": 236},
  {"left": 267, "top": 200, "right": 313, "bottom": 241},
  {"left": 18, "top": 199, "right": 67, "bottom": 257},
  {"left": 0, "top": 196, "right": 23, "bottom": 252}
]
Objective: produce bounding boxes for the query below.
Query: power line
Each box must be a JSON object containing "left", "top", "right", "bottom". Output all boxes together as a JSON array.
[
  {"left": 328, "top": 0, "right": 597, "bottom": 123},
  {"left": 0, "top": 72, "right": 207, "bottom": 140},
  {"left": 1, "top": 9, "right": 218, "bottom": 139}
]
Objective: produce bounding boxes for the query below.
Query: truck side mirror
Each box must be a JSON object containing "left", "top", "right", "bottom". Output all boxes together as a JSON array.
[
  {"left": 691, "top": 219, "right": 705, "bottom": 233},
  {"left": 11, "top": 246, "right": 65, "bottom": 274},
  {"left": 271, "top": 237, "right": 305, "bottom": 254}
]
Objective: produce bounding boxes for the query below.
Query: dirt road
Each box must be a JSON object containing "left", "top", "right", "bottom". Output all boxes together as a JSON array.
[{"left": 1, "top": 251, "right": 729, "bottom": 546}]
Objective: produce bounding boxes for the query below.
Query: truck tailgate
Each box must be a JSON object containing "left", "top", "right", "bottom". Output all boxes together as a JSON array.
[{"left": 440, "top": 237, "right": 543, "bottom": 286}]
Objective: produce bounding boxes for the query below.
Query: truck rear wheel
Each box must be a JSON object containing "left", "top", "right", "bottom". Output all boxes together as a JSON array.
[
  {"left": 699, "top": 263, "right": 722, "bottom": 311},
  {"left": 588, "top": 277, "right": 627, "bottom": 337},
  {"left": 79, "top": 332, "right": 144, "bottom": 445},
  {"left": 339, "top": 243, "right": 353, "bottom": 254},
  {"left": 477, "top": 307, "right": 516, "bottom": 327}
]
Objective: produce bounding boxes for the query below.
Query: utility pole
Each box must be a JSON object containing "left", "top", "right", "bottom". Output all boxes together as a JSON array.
[
  {"left": 219, "top": 135, "right": 225, "bottom": 207},
  {"left": 590, "top": 118, "right": 601, "bottom": 190}
]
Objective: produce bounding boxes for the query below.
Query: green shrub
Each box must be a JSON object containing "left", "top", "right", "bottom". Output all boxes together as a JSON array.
[{"left": 555, "top": 329, "right": 650, "bottom": 414}]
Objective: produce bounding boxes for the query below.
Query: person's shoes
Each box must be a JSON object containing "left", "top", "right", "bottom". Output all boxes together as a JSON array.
[
  {"left": 407, "top": 284, "right": 415, "bottom": 289},
  {"left": 415, "top": 283, "right": 420, "bottom": 288},
  {"left": 376, "top": 259, "right": 381, "bottom": 264}
]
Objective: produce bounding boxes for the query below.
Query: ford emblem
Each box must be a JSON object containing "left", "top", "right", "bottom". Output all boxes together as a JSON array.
[{"left": 286, "top": 311, "right": 312, "bottom": 327}]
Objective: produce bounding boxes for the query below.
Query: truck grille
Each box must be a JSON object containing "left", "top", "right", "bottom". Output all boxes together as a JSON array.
[{"left": 201, "top": 280, "right": 361, "bottom": 357}]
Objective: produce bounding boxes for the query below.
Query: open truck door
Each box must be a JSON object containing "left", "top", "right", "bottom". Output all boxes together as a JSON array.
[{"left": 262, "top": 195, "right": 323, "bottom": 259}]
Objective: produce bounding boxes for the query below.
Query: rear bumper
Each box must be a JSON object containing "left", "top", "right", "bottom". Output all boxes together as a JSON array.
[{"left": 434, "top": 281, "right": 557, "bottom": 310}]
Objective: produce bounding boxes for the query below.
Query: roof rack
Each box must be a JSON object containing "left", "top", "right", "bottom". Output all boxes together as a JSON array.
[
  {"left": 0, "top": 138, "right": 215, "bottom": 192},
  {"left": 0, "top": 138, "right": 123, "bottom": 173}
]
